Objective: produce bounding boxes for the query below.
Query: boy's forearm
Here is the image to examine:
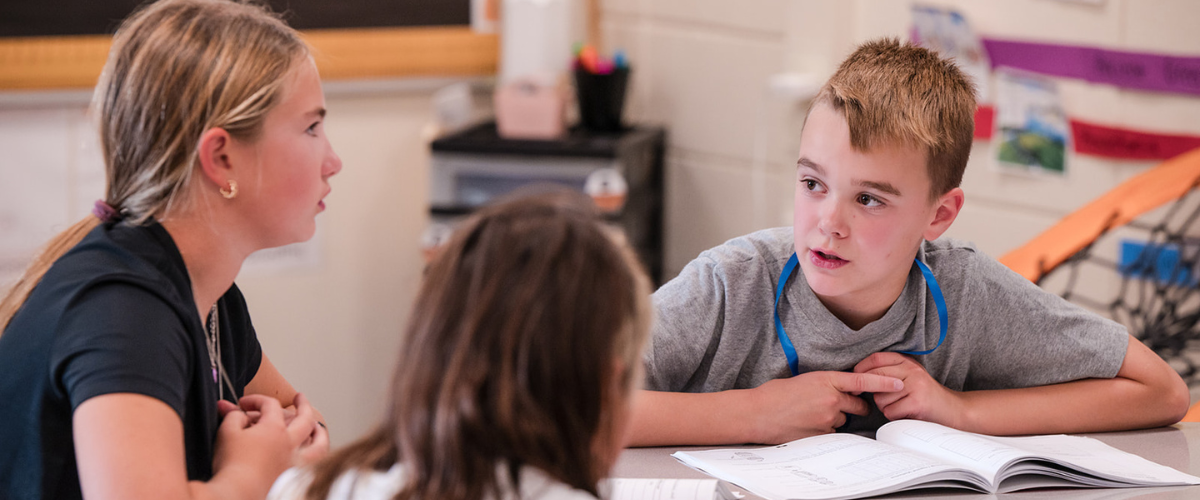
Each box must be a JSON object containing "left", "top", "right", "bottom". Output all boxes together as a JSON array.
[
  {"left": 956, "top": 338, "right": 1189, "bottom": 435},
  {"left": 627, "top": 389, "right": 759, "bottom": 446},
  {"left": 957, "top": 377, "right": 1186, "bottom": 435}
]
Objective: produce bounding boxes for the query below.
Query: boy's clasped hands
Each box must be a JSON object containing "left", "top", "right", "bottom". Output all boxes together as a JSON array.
[
  {"left": 752, "top": 353, "right": 966, "bottom": 444},
  {"left": 855, "top": 352, "right": 970, "bottom": 429}
]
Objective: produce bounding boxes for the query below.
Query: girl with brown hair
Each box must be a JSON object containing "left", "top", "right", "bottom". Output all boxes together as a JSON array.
[
  {"left": 0, "top": 1, "right": 340, "bottom": 499},
  {"left": 268, "top": 192, "right": 653, "bottom": 500}
]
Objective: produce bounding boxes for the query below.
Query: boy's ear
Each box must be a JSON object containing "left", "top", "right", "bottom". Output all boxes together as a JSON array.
[
  {"left": 196, "top": 127, "right": 235, "bottom": 190},
  {"left": 923, "top": 187, "right": 965, "bottom": 242}
]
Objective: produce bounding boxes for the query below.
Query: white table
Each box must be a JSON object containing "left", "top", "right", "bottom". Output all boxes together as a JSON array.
[{"left": 612, "top": 423, "right": 1200, "bottom": 499}]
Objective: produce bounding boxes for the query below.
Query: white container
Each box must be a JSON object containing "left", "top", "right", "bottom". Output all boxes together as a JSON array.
[{"left": 500, "top": 0, "right": 573, "bottom": 83}]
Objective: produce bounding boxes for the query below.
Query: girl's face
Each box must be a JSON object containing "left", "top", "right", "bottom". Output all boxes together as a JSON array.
[{"left": 231, "top": 60, "right": 342, "bottom": 249}]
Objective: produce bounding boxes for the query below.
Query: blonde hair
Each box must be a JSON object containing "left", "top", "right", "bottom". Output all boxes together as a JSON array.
[
  {"left": 0, "top": 0, "right": 307, "bottom": 332},
  {"left": 811, "top": 38, "right": 977, "bottom": 201},
  {"left": 304, "top": 191, "right": 654, "bottom": 500}
]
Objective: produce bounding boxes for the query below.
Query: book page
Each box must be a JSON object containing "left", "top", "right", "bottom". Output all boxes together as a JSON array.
[
  {"left": 875, "top": 420, "right": 1036, "bottom": 483},
  {"left": 987, "top": 433, "right": 1200, "bottom": 486},
  {"left": 672, "top": 433, "right": 985, "bottom": 500},
  {"left": 877, "top": 420, "right": 1200, "bottom": 489},
  {"left": 604, "top": 478, "right": 736, "bottom": 500}
]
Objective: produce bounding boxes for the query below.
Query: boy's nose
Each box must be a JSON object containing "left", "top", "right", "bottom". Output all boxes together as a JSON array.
[{"left": 818, "top": 202, "right": 848, "bottom": 238}]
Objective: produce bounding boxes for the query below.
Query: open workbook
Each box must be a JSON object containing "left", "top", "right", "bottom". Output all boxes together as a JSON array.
[{"left": 672, "top": 420, "right": 1200, "bottom": 500}]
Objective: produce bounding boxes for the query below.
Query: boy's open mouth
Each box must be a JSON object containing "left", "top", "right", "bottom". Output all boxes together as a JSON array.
[
  {"left": 814, "top": 250, "right": 844, "bottom": 261},
  {"left": 810, "top": 249, "right": 850, "bottom": 269}
]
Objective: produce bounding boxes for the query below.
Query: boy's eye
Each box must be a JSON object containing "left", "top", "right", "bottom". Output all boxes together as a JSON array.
[
  {"left": 306, "top": 121, "right": 321, "bottom": 135},
  {"left": 857, "top": 193, "right": 883, "bottom": 207},
  {"left": 802, "top": 179, "right": 824, "bottom": 192}
]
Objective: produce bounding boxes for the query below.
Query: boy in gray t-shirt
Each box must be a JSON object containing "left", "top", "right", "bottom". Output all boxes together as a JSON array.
[{"left": 629, "top": 39, "right": 1188, "bottom": 446}]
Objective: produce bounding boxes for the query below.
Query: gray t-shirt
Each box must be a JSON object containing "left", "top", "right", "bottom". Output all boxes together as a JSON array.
[{"left": 646, "top": 228, "right": 1128, "bottom": 413}]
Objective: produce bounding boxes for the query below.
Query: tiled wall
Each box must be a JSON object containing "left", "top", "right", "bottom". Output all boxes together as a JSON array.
[{"left": 0, "top": 93, "right": 103, "bottom": 278}]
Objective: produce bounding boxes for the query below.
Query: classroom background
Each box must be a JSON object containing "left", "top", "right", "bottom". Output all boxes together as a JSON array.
[{"left": 1, "top": 0, "right": 1198, "bottom": 446}]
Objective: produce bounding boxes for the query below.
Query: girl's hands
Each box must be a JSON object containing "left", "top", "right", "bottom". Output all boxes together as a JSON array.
[{"left": 216, "top": 393, "right": 329, "bottom": 468}]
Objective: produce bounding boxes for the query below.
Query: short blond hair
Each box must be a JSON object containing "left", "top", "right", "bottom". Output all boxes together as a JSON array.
[{"left": 811, "top": 38, "right": 976, "bottom": 201}]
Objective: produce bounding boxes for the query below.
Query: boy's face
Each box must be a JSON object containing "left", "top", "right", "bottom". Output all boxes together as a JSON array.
[{"left": 793, "top": 104, "right": 946, "bottom": 316}]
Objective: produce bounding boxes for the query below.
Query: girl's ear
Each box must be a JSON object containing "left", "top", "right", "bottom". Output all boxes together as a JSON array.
[
  {"left": 923, "top": 187, "right": 965, "bottom": 242},
  {"left": 196, "top": 127, "right": 235, "bottom": 190}
]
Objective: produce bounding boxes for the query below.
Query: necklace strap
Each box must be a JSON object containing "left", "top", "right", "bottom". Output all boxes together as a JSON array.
[
  {"left": 206, "top": 303, "right": 239, "bottom": 404},
  {"left": 773, "top": 253, "right": 949, "bottom": 377},
  {"left": 901, "top": 259, "right": 948, "bottom": 356},
  {"left": 773, "top": 253, "right": 802, "bottom": 377}
]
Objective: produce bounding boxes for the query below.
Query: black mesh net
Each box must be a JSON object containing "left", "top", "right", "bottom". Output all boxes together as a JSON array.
[{"left": 1035, "top": 177, "right": 1200, "bottom": 386}]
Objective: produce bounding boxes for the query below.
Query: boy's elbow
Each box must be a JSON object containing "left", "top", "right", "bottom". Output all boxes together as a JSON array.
[
  {"left": 1160, "top": 375, "right": 1191, "bottom": 425},
  {"left": 1141, "top": 369, "right": 1190, "bottom": 427},
  {"left": 1122, "top": 338, "right": 1191, "bottom": 426}
]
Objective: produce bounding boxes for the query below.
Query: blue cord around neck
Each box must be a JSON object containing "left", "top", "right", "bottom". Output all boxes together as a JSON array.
[{"left": 773, "top": 253, "right": 948, "bottom": 377}]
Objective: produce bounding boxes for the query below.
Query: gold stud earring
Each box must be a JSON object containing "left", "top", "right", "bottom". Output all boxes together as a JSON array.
[{"left": 219, "top": 180, "right": 238, "bottom": 199}]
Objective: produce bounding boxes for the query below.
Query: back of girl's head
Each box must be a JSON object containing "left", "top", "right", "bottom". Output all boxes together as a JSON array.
[
  {"left": 98, "top": 0, "right": 307, "bottom": 222},
  {"left": 304, "top": 191, "right": 653, "bottom": 500}
]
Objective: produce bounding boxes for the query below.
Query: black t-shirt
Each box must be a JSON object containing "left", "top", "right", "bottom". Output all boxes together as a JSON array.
[{"left": 0, "top": 220, "right": 262, "bottom": 500}]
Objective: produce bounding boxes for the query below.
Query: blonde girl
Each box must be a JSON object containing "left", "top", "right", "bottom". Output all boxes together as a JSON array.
[{"left": 0, "top": 1, "right": 341, "bottom": 499}]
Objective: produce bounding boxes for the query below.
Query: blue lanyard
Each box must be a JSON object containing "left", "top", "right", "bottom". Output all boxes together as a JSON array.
[{"left": 773, "top": 253, "right": 948, "bottom": 377}]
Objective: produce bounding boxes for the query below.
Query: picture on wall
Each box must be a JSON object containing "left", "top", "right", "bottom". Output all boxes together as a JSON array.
[{"left": 994, "top": 69, "right": 1069, "bottom": 176}]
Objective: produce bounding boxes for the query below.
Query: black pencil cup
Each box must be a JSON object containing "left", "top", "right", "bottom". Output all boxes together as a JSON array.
[{"left": 574, "top": 66, "right": 630, "bottom": 132}]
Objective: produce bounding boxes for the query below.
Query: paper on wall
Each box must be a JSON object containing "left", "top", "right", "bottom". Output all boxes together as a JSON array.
[
  {"left": 994, "top": 69, "right": 1069, "bottom": 176},
  {"left": 911, "top": 5, "right": 992, "bottom": 102}
]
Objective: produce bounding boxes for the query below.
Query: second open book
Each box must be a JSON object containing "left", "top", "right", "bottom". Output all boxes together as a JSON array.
[{"left": 672, "top": 420, "right": 1200, "bottom": 500}]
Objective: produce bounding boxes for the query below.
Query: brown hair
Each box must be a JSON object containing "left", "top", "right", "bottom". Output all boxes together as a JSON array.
[
  {"left": 810, "top": 37, "right": 976, "bottom": 201},
  {"left": 0, "top": 0, "right": 306, "bottom": 332},
  {"left": 304, "top": 191, "right": 653, "bottom": 500}
]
